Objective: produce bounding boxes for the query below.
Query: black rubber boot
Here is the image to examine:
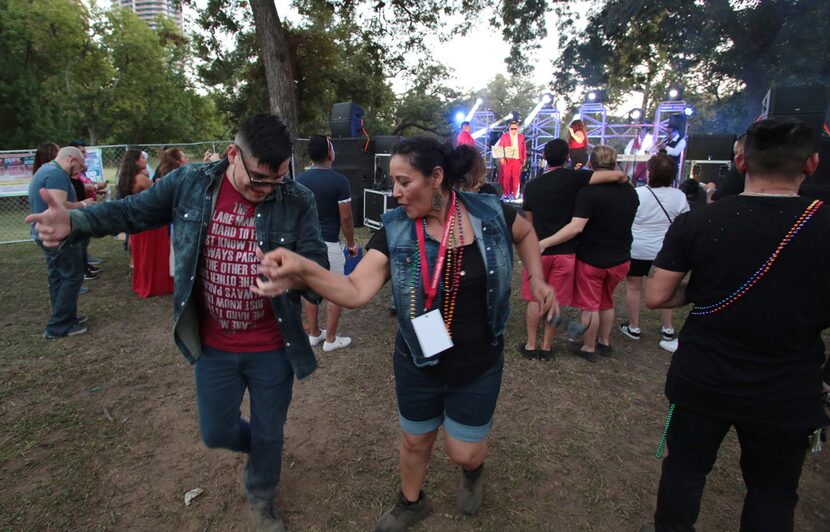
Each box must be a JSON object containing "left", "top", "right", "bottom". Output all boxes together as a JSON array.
[
  {"left": 375, "top": 490, "right": 432, "bottom": 531},
  {"left": 457, "top": 464, "right": 484, "bottom": 515}
]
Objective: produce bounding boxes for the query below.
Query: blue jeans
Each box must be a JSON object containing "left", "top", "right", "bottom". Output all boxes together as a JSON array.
[
  {"left": 37, "top": 240, "right": 84, "bottom": 336},
  {"left": 194, "top": 346, "right": 294, "bottom": 507},
  {"left": 393, "top": 345, "right": 504, "bottom": 443}
]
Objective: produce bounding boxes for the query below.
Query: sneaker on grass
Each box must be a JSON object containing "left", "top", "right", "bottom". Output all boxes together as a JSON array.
[
  {"left": 44, "top": 324, "right": 87, "bottom": 340},
  {"left": 308, "top": 328, "right": 326, "bottom": 347},
  {"left": 659, "top": 339, "right": 678, "bottom": 353},
  {"left": 619, "top": 323, "right": 640, "bottom": 340},
  {"left": 323, "top": 336, "right": 352, "bottom": 352}
]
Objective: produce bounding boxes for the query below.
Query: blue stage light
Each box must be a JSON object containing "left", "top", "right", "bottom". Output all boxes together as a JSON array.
[
  {"left": 454, "top": 111, "right": 465, "bottom": 124},
  {"left": 683, "top": 105, "right": 695, "bottom": 117}
]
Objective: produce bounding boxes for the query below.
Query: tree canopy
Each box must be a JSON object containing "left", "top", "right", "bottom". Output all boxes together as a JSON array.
[
  {"left": 4, "top": 0, "right": 826, "bottom": 148},
  {"left": 0, "top": 0, "right": 224, "bottom": 149},
  {"left": 523, "top": 0, "right": 830, "bottom": 132}
]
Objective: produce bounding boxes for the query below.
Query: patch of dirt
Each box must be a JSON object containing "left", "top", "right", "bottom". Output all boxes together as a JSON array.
[{"left": 0, "top": 234, "right": 828, "bottom": 531}]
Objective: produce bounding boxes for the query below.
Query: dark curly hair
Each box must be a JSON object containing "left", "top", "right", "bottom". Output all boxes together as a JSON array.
[
  {"left": 117, "top": 149, "right": 145, "bottom": 199},
  {"left": 391, "top": 136, "right": 477, "bottom": 191}
]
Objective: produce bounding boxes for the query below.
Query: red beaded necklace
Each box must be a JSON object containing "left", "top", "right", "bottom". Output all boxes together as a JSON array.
[{"left": 409, "top": 192, "right": 465, "bottom": 336}]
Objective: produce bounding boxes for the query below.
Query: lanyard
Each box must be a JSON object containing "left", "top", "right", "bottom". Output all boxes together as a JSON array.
[{"left": 415, "top": 191, "right": 456, "bottom": 311}]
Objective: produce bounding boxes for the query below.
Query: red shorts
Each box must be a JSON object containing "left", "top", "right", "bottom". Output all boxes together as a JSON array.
[
  {"left": 573, "top": 259, "right": 630, "bottom": 312},
  {"left": 522, "top": 253, "right": 576, "bottom": 307}
]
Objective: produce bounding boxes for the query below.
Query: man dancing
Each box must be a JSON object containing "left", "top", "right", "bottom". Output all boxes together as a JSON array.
[{"left": 26, "top": 114, "right": 328, "bottom": 532}]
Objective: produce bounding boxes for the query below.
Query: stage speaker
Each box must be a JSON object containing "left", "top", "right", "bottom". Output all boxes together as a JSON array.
[
  {"left": 799, "top": 138, "right": 830, "bottom": 202},
  {"left": 686, "top": 134, "right": 736, "bottom": 161},
  {"left": 762, "top": 86, "right": 828, "bottom": 116},
  {"left": 330, "top": 102, "right": 364, "bottom": 138},
  {"left": 374, "top": 135, "right": 404, "bottom": 155},
  {"left": 331, "top": 137, "right": 374, "bottom": 226},
  {"left": 763, "top": 85, "right": 830, "bottom": 145}
]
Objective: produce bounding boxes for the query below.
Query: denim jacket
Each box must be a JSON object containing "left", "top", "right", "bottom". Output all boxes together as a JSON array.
[
  {"left": 382, "top": 190, "right": 513, "bottom": 367},
  {"left": 68, "top": 160, "right": 328, "bottom": 379}
]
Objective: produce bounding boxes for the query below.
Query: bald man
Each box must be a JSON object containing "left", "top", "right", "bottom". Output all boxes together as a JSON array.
[{"left": 28, "top": 146, "right": 92, "bottom": 339}]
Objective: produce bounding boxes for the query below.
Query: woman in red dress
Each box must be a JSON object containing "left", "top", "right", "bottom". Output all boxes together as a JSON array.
[
  {"left": 117, "top": 149, "right": 174, "bottom": 298},
  {"left": 568, "top": 119, "right": 589, "bottom": 169}
]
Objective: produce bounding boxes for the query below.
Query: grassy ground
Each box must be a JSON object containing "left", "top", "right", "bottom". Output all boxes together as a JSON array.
[{"left": 0, "top": 230, "right": 828, "bottom": 531}]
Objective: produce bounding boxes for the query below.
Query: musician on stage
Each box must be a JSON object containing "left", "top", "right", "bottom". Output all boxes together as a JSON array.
[
  {"left": 497, "top": 121, "right": 527, "bottom": 200},
  {"left": 623, "top": 127, "right": 654, "bottom": 185},
  {"left": 456, "top": 121, "right": 476, "bottom": 147},
  {"left": 568, "top": 119, "right": 589, "bottom": 169},
  {"left": 661, "top": 123, "right": 687, "bottom": 167}
]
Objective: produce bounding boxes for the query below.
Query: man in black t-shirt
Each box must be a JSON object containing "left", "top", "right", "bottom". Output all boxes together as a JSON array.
[
  {"left": 643, "top": 117, "right": 830, "bottom": 531},
  {"left": 519, "top": 139, "right": 626, "bottom": 359},
  {"left": 296, "top": 135, "right": 358, "bottom": 352},
  {"left": 539, "top": 146, "right": 639, "bottom": 362}
]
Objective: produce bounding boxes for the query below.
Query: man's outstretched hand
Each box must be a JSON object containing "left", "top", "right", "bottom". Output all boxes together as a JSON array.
[{"left": 24, "top": 188, "right": 72, "bottom": 247}]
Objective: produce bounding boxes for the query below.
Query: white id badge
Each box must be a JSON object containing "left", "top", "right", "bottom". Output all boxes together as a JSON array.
[{"left": 411, "top": 310, "right": 454, "bottom": 358}]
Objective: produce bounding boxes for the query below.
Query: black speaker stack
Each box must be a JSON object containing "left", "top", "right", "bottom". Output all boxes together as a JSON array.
[
  {"left": 762, "top": 85, "right": 830, "bottom": 201},
  {"left": 330, "top": 102, "right": 365, "bottom": 138},
  {"left": 330, "top": 137, "right": 373, "bottom": 226},
  {"left": 331, "top": 109, "right": 403, "bottom": 227}
]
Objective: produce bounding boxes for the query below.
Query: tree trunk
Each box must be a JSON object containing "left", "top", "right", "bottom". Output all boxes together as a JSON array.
[
  {"left": 249, "top": 0, "right": 298, "bottom": 134},
  {"left": 86, "top": 125, "right": 97, "bottom": 146}
]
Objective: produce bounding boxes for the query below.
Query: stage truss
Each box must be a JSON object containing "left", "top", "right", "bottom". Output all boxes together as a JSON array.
[
  {"left": 470, "top": 110, "right": 496, "bottom": 167},
  {"left": 524, "top": 108, "right": 561, "bottom": 178}
]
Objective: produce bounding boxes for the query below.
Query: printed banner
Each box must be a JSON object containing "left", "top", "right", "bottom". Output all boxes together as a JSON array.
[{"left": 0, "top": 147, "right": 105, "bottom": 197}]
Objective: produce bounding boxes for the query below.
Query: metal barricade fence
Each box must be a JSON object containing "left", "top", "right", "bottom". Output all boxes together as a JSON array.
[{"left": 1, "top": 140, "right": 321, "bottom": 245}]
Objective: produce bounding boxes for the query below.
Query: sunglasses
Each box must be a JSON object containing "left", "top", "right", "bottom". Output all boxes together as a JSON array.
[
  {"left": 235, "top": 145, "right": 283, "bottom": 188},
  {"left": 510, "top": 127, "right": 518, "bottom": 131}
]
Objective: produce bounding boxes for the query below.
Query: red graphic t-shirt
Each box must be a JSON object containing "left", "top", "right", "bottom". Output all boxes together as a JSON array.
[{"left": 199, "top": 176, "right": 284, "bottom": 352}]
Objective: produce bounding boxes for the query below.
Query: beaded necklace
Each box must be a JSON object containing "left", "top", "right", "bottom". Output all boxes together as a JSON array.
[
  {"left": 441, "top": 194, "right": 465, "bottom": 335},
  {"left": 408, "top": 193, "right": 465, "bottom": 336},
  {"left": 690, "top": 199, "right": 823, "bottom": 316}
]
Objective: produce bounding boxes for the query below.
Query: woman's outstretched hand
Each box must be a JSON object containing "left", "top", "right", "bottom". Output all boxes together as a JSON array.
[
  {"left": 530, "top": 276, "right": 559, "bottom": 322},
  {"left": 251, "top": 247, "right": 307, "bottom": 297}
]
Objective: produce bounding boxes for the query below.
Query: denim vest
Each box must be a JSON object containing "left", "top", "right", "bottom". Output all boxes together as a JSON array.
[
  {"left": 68, "top": 159, "right": 329, "bottom": 379},
  {"left": 382, "top": 191, "right": 513, "bottom": 367}
]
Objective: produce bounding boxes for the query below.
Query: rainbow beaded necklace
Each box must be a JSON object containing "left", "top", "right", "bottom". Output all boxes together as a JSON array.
[
  {"left": 408, "top": 193, "right": 465, "bottom": 336},
  {"left": 690, "top": 199, "right": 823, "bottom": 316}
]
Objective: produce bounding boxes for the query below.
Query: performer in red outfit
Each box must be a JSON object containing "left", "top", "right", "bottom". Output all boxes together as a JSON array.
[
  {"left": 497, "top": 121, "right": 527, "bottom": 199},
  {"left": 568, "top": 119, "right": 589, "bottom": 169},
  {"left": 456, "top": 121, "right": 476, "bottom": 147}
]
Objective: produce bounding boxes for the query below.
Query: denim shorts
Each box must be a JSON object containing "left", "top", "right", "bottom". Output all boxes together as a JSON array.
[{"left": 393, "top": 343, "right": 504, "bottom": 443}]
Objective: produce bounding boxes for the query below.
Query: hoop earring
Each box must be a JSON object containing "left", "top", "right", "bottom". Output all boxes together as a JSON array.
[{"left": 431, "top": 190, "right": 444, "bottom": 211}]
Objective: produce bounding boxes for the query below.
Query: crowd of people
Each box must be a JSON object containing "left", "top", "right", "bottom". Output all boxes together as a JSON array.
[
  {"left": 25, "top": 113, "right": 830, "bottom": 532},
  {"left": 25, "top": 143, "right": 192, "bottom": 338}
]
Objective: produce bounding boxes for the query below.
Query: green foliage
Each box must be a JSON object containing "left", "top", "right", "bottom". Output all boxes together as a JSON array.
[
  {"left": 194, "top": 0, "right": 398, "bottom": 137},
  {"left": 537, "top": 0, "right": 830, "bottom": 133},
  {"left": 0, "top": 0, "right": 225, "bottom": 149},
  {"left": 0, "top": 0, "right": 89, "bottom": 147},
  {"left": 390, "top": 63, "right": 461, "bottom": 137},
  {"left": 477, "top": 74, "right": 541, "bottom": 122}
]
